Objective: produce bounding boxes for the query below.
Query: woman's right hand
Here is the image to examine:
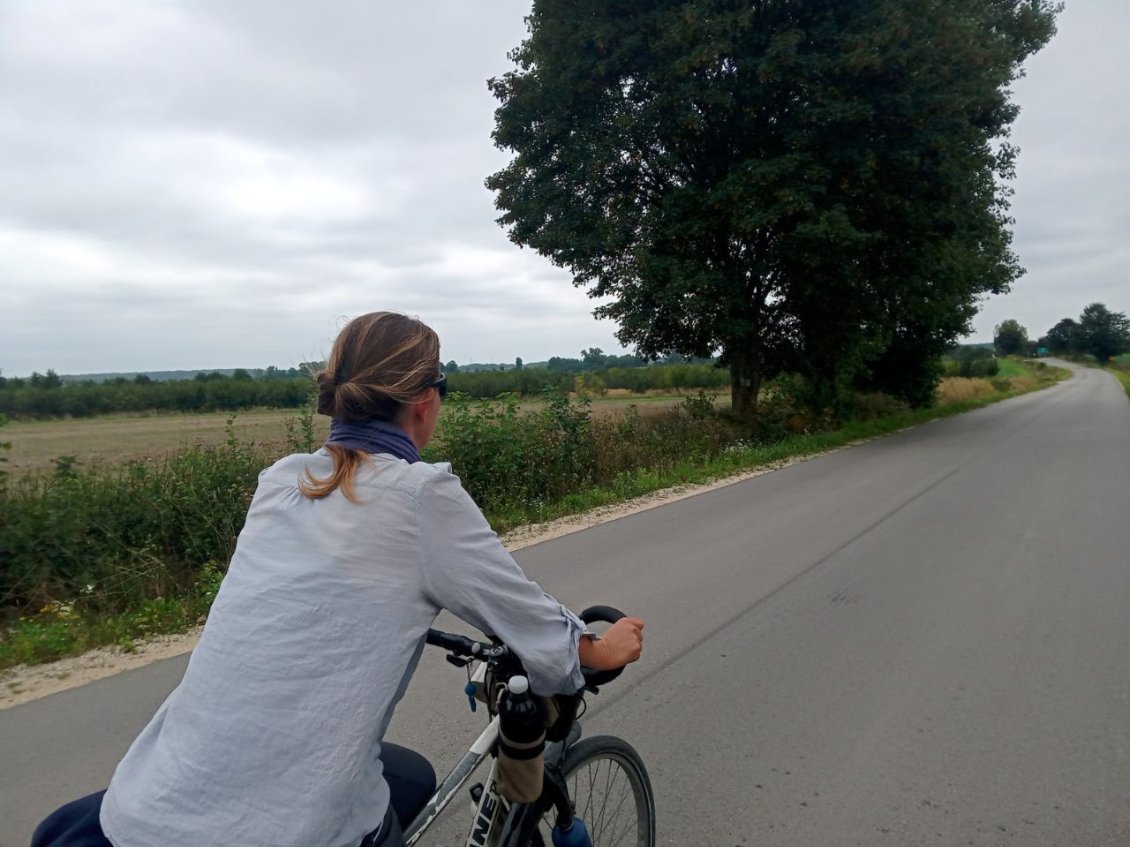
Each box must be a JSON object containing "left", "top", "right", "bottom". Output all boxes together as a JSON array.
[{"left": 578, "top": 616, "right": 645, "bottom": 671}]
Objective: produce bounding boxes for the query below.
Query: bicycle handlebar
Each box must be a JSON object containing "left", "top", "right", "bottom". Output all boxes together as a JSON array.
[
  {"left": 576, "top": 605, "right": 628, "bottom": 688},
  {"left": 425, "top": 604, "right": 632, "bottom": 693},
  {"left": 424, "top": 629, "right": 510, "bottom": 660}
]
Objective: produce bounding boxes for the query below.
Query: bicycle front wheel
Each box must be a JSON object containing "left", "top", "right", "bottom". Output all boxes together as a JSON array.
[{"left": 536, "top": 735, "right": 656, "bottom": 847}]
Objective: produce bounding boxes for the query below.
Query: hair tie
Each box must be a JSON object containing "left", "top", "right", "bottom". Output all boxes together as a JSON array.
[{"left": 333, "top": 372, "right": 348, "bottom": 386}]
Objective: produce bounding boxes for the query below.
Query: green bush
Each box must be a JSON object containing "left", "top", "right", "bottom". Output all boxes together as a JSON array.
[
  {"left": 0, "top": 441, "right": 262, "bottom": 616},
  {"left": 944, "top": 348, "right": 1000, "bottom": 378},
  {"left": 429, "top": 392, "right": 596, "bottom": 518}
]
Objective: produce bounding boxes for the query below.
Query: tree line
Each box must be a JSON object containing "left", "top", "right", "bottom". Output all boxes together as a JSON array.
[
  {"left": 0, "top": 361, "right": 729, "bottom": 420},
  {"left": 994, "top": 303, "right": 1130, "bottom": 362},
  {"left": 0, "top": 371, "right": 315, "bottom": 419}
]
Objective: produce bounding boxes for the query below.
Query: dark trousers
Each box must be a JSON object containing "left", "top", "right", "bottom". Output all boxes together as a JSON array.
[
  {"left": 28, "top": 792, "right": 110, "bottom": 847},
  {"left": 30, "top": 743, "right": 436, "bottom": 847}
]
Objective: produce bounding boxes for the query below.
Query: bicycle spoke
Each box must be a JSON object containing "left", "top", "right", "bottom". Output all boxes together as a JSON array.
[
  {"left": 540, "top": 738, "right": 653, "bottom": 847},
  {"left": 598, "top": 771, "right": 634, "bottom": 844},
  {"left": 568, "top": 757, "right": 637, "bottom": 845},
  {"left": 593, "top": 761, "right": 635, "bottom": 845}
]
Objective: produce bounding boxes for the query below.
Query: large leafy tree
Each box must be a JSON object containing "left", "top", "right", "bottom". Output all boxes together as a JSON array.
[
  {"left": 994, "top": 319, "right": 1028, "bottom": 356},
  {"left": 1044, "top": 317, "right": 1080, "bottom": 355},
  {"left": 1078, "top": 302, "right": 1130, "bottom": 363},
  {"left": 488, "top": 0, "right": 1058, "bottom": 417}
]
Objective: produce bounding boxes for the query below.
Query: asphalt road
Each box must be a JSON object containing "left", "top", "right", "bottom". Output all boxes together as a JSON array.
[{"left": 3, "top": 362, "right": 1128, "bottom": 846}]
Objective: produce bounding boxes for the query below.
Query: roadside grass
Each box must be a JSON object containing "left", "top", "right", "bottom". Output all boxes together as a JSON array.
[
  {"left": 1, "top": 565, "right": 223, "bottom": 668},
  {"left": 993, "top": 357, "right": 1029, "bottom": 378},
  {"left": 1109, "top": 363, "right": 1130, "bottom": 400},
  {"left": 0, "top": 363, "right": 1067, "bottom": 671}
]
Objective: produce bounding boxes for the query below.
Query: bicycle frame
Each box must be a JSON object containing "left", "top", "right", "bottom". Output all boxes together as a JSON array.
[
  {"left": 401, "top": 713, "right": 503, "bottom": 846},
  {"left": 401, "top": 672, "right": 579, "bottom": 847}
]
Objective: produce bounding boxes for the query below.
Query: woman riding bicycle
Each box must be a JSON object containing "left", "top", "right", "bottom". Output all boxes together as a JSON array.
[{"left": 32, "top": 311, "right": 644, "bottom": 847}]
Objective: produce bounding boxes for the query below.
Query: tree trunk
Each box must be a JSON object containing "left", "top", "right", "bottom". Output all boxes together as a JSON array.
[{"left": 728, "top": 346, "right": 762, "bottom": 420}]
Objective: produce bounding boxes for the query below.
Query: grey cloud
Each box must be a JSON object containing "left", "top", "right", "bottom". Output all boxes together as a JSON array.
[{"left": 2, "top": 1, "right": 1126, "bottom": 375}]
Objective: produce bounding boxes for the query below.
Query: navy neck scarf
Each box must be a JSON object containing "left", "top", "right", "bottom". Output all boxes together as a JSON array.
[{"left": 325, "top": 418, "right": 420, "bottom": 463}]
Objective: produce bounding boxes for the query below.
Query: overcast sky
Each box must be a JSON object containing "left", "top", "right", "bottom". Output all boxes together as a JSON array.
[{"left": 1, "top": 1, "right": 1125, "bottom": 377}]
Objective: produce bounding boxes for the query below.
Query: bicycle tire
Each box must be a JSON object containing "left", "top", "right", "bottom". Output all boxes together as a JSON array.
[{"left": 532, "top": 735, "right": 656, "bottom": 847}]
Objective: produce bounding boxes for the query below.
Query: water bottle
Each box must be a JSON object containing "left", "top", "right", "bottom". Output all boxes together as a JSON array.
[
  {"left": 496, "top": 675, "right": 545, "bottom": 803},
  {"left": 551, "top": 817, "right": 592, "bottom": 847}
]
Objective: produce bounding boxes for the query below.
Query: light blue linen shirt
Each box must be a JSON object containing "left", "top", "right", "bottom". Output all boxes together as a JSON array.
[{"left": 100, "top": 450, "right": 585, "bottom": 847}]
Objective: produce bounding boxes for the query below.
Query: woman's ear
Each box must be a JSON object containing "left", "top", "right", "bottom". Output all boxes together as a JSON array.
[
  {"left": 408, "top": 393, "right": 431, "bottom": 423},
  {"left": 399, "top": 390, "right": 438, "bottom": 450}
]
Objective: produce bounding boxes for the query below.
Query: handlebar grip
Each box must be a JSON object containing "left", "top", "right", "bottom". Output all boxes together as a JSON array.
[
  {"left": 579, "top": 605, "right": 625, "bottom": 626},
  {"left": 426, "top": 629, "right": 476, "bottom": 656},
  {"left": 579, "top": 605, "right": 629, "bottom": 688}
]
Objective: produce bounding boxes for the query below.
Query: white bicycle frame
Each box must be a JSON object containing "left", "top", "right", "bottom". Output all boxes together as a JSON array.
[
  {"left": 402, "top": 662, "right": 520, "bottom": 847},
  {"left": 402, "top": 713, "right": 508, "bottom": 847}
]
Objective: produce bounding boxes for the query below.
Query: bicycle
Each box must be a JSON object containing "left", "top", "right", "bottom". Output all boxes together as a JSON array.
[{"left": 400, "top": 606, "right": 655, "bottom": 847}]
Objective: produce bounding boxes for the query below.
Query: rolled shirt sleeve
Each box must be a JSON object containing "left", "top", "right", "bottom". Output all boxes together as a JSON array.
[{"left": 417, "top": 466, "right": 585, "bottom": 696}]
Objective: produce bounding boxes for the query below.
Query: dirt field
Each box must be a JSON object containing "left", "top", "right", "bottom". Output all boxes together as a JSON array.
[
  {"left": 4, "top": 391, "right": 727, "bottom": 476},
  {"left": 4, "top": 410, "right": 323, "bottom": 476}
]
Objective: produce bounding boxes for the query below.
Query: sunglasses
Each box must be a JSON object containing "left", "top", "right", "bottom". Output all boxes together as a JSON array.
[{"left": 428, "top": 373, "right": 448, "bottom": 400}]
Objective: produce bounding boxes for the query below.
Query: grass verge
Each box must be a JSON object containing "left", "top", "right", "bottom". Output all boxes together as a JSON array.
[
  {"left": 1108, "top": 364, "right": 1130, "bottom": 400},
  {"left": 1, "top": 565, "right": 222, "bottom": 669}
]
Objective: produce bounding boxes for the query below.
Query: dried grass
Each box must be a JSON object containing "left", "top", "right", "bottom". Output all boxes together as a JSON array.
[{"left": 936, "top": 377, "right": 997, "bottom": 405}]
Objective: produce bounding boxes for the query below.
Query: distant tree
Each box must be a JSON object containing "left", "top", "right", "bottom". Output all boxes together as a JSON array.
[
  {"left": 546, "top": 356, "right": 583, "bottom": 373},
  {"left": 580, "top": 348, "right": 606, "bottom": 370},
  {"left": 260, "top": 366, "right": 303, "bottom": 380},
  {"left": 29, "top": 369, "right": 63, "bottom": 389},
  {"left": 994, "top": 320, "right": 1028, "bottom": 356},
  {"left": 133, "top": 374, "right": 152, "bottom": 385},
  {"left": 606, "top": 353, "right": 647, "bottom": 368},
  {"left": 514, "top": 357, "right": 524, "bottom": 370},
  {"left": 231, "top": 368, "right": 254, "bottom": 381},
  {"left": 1044, "top": 318, "right": 1080, "bottom": 355},
  {"left": 1078, "top": 302, "right": 1130, "bottom": 363},
  {"left": 445, "top": 360, "right": 460, "bottom": 374}
]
